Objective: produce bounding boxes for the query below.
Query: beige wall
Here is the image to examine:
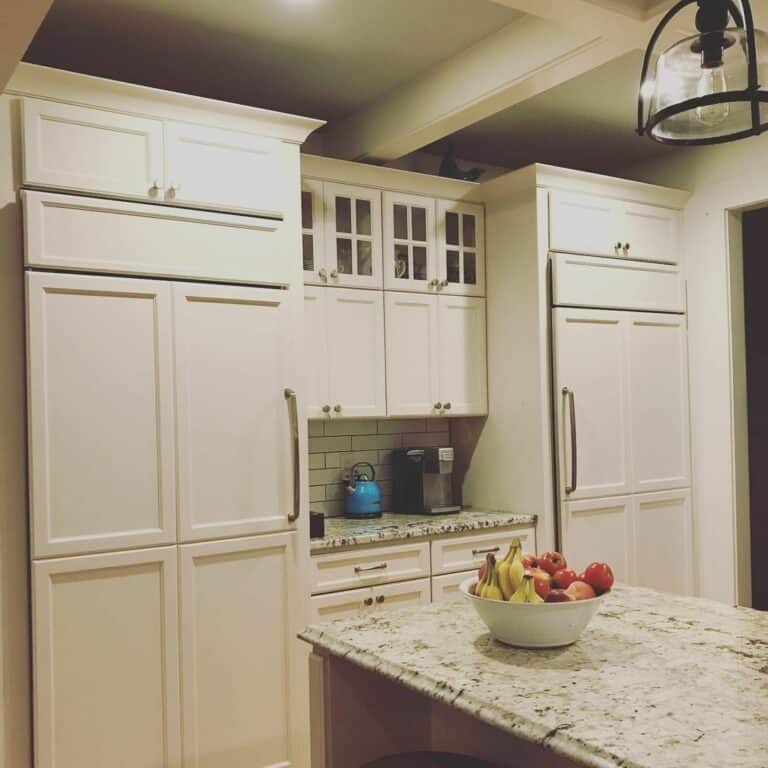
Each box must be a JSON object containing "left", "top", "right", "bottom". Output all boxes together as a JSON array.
[{"left": 615, "top": 133, "right": 768, "bottom": 604}]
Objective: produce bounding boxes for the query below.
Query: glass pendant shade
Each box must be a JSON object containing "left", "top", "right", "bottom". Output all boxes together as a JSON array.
[{"left": 638, "top": 0, "right": 768, "bottom": 145}]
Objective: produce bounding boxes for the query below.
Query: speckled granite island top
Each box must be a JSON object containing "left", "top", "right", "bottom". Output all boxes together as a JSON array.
[
  {"left": 300, "top": 585, "right": 768, "bottom": 768},
  {"left": 310, "top": 509, "right": 536, "bottom": 552}
]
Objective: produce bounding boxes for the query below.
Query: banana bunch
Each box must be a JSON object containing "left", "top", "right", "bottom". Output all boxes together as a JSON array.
[
  {"left": 475, "top": 553, "right": 504, "bottom": 600},
  {"left": 497, "top": 538, "right": 524, "bottom": 600},
  {"left": 508, "top": 572, "right": 543, "bottom": 603}
]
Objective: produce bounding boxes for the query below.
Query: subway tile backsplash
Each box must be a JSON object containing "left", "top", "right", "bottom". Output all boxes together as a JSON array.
[{"left": 308, "top": 418, "right": 452, "bottom": 517}]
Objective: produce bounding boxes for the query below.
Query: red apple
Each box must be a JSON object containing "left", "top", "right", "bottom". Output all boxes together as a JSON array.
[
  {"left": 539, "top": 551, "right": 568, "bottom": 575},
  {"left": 583, "top": 562, "right": 614, "bottom": 594},
  {"left": 527, "top": 567, "right": 551, "bottom": 599},
  {"left": 478, "top": 563, "right": 487, "bottom": 582},
  {"left": 522, "top": 554, "right": 541, "bottom": 569},
  {"left": 552, "top": 568, "right": 578, "bottom": 589},
  {"left": 545, "top": 589, "right": 574, "bottom": 603},
  {"left": 565, "top": 580, "right": 596, "bottom": 601}
]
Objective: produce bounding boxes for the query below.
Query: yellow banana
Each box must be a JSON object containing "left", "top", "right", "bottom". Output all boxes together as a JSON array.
[
  {"left": 482, "top": 553, "right": 504, "bottom": 601},
  {"left": 508, "top": 572, "right": 543, "bottom": 603},
  {"left": 498, "top": 538, "right": 524, "bottom": 598}
]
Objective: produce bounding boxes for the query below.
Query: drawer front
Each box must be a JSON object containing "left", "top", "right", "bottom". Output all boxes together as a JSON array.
[
  {"left": 165, "top": 121, "right": 290, "bottom": 218},
  {"left": 431, "top": 569, "right": 476, "bottom": 603},
  {"left": 552, "top": 252, "right": 684, "bottom": 313},
  {"left": 309, "top": 578, "right": 431, "bottom": 622},
  {"left": 23, "top": 98, "right": 164, "bottom": 201},
  {"left": 24, "top": 190, "right": 291, "bottom": 286},
  {"left": 310, "top": 541, "right": 430, "bottom": 595},
  {"left": 430, "top": 527, "right": 536, "bottom": 576}
]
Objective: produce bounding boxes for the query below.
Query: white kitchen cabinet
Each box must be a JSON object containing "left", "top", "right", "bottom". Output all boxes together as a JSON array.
[
  {"left": 385, "top": 292, "right": 487, "bottom": 417},
  {"left": 383, "top": 192, "right": 437, "bottom": 293},
  {"left": 627, "top": 314, "right": 690, "bottom": 493},
  {"left": 304, "top": 287, "right": 386, "bottom": 419},
  {"left": 323, "top": 183, "right": 382, "bottom": 289},
  {"left": 302, "top": 178, "right": 326, "bottom": 284},
  {"left": 164, "top": 121, "right": 288, "bottom": 218},
  {"left": 27, "top": 271, "right": 176, "bottom": 558},
  {"left": 33, "top": 547, "right": 181, "bottom": 768},
  {"left": 553, "top": 307, "right": 631, "bottom": 501},
  {"left": 179, "top": 533, "right": 306, "bottom": 768},
  {"left": 436, "top": 200, "right": 485, "bottom": 296},
  {"left": 22, "top": 98, "right": 164, "bottom": 201},
  {"left": 309, "top": 578, "right": 431, "bottom": 622},
  {"left": 174, "top": 282, "right": 297, "bottom": 542},
  {"left": 431, "top": 570, "right": 477, "bottom": 602},
  {"left": 430, "top": 527, "right": 536, "bottom": 576},
  {"left": 632, "top": 489, "right": 692, "bottom": 595},
  {"left": 622, "top": 202, "right": 680, "bottom": 264}
]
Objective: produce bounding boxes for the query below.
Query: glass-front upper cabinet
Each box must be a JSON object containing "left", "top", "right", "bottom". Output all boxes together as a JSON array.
[
  {"left": 436, "top": 200, "right": 485, "bottom": 297},
  {"left": 323, "top": 183, "right": 382, "bottom": 289},
  {"left": 302, "top": 179, "right": 326, "bottom": 285},
  {"left": 383, "top": 192, "right": 436, "bottom": 293}
]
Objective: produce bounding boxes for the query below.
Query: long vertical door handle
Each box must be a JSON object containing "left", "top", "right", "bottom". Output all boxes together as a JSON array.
[
  {"left": 284, "top": 388, "right": 300, "bottom": 522},
  {"left": 562, "top": 387, "right": 577, "bottom": 494}
]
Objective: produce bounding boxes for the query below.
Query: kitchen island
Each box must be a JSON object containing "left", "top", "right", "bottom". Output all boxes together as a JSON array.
[{"left": 300, "top": 586, "right": 768, "bottom": 768}]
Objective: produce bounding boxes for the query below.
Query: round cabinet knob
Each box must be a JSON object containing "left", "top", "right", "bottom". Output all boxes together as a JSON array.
[
  {"left": 375, "top": 595, "right": 385, "bottom": 604},
  {"left": 614, "top": 241, "right": 622, "bottom": 251},
  {"left": 330, "top": 269, "right": 339, "bottom": 279},
  {"left": 318, "top": 268, "right": 328, "bottom": 282},
  {"left": 443, "top": 402, "right": 452, "bottom": 411},
  {"left": 333, "top": 404, "right": 342, "bottom": 413},
  {"left": 433, "top": 402, "right": 443, "bottom": 411},
  {"left": 623, "top": 242, "right": 631, "bottom": 253},
  {"left": 440, "top": 280, "right": 448, "bottom": 289},
  {"left": 167, "top": 183, "right": 179, "bottom": 198},
  {"left": 149, "top": 179, "right": 160, "bottom": 194},
  {"left": 363, "top": 597, "right": 374, "bottom": 607},
  {"left": 429, "top": 278, "right": 439, "bottom": 289},
  {"left": 322, "top": 404, "right": 331, "bottom": 414}
]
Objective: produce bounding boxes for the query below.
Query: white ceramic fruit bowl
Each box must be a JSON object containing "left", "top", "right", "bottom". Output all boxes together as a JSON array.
[{"left": 460, "top": 578, "right": 606, "bottom": 648}]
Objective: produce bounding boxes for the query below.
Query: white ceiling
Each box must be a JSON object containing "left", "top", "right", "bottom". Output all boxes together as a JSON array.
[{"left": 24, "top": 0, "right": 522, "bottom": 120}]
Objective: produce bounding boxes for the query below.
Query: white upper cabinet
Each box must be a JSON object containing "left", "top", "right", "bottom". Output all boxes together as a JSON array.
[
  {"left": 305, "top": 287, "right": 386, "bottom": 419},
  {"left": 27, "top": 271, "right": 176, "bottom": 558},
  {"left": 164, "top": 121, "right": 287, "bottom": 218},
  {"left": 436, "top": 200, "right": 485, "bottom": 296},
  {"left": 302, "top": 178, "right": 326, "bottom": 285},
  {"left": 383, "top": 192, "right": 437, "bottom": 293},
  {"left": 23, "top": 98, "right": 164, "bottom": 201},
  {"left": 173, "top": 282, "right": 297, "bottom": 542},
  {"left": 549, "top": 190, "right": 681, "bottom": 264},
  {"left": 323, "top": 183, "right": 382, "bottom": 289}
]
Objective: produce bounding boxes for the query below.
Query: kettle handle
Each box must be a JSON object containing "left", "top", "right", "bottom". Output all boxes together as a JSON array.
[{"left": 348, "top": 461, "right": 376, "bottom": 489}]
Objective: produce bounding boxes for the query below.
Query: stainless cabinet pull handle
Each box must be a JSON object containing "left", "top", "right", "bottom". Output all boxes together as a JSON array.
[
  {"left": 562, "top": 387, "right": 578, "bottom": 494},
  {"left": 472, "top": 546, "right": 500, "bottom": 556},
  {"left": 354, "top": 563, "right": 388, "bottom": 574},
  {"left": 363, "top": 597, "right": 374, "bottom": 606},
  {"left": 322, "top": 404, "right": 331, "bottom": 414},
  {"left": 375, "top": 595, "right": 385, "bottom": 604},
  {"left": 284, "top": 388, "right": 300, "bottom": 522},
  {"left": 433, "top": 402, "right": 443, "bottom": 411}
]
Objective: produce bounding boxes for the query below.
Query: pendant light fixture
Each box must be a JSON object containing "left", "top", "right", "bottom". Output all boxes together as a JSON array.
[{"left": 637, "top": 0, "right": 768, "bottom": 144}]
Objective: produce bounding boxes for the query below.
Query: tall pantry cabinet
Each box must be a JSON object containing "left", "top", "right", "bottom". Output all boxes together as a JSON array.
[{"left": 13, "top": 64, "right": 321, "bottom": 768}]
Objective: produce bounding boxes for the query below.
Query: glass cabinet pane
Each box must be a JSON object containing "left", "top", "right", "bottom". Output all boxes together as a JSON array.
[
  {"left": 394, "top": 244, "right": 409, "bottom": 279},
  {"left": 337, "top": 238, "right": 353, "bottom": 274},
  {"left": 303, "top": 234, "right": 314, "bottom": 271},
  {"left": 356, "top": 199, "right": 372, "bottom": 236},
  {"left": 412, "top": 207, "right": 427, "bottom": 242},
  {"left": 336, "top": 197, "right": 352, "bottom": 233},
  {"left": 357, "top": 241, "right": 373, "bottom": 276},
  {"left": 413, "top": 247, "right": 427, "bottom": 280},
  {"left": 301, "top": 191, "right": 313, "bottom": 230},
  {"left": 446, "top": 212, "right": 460, "bottom": 246},
  {"left": 447, "top": 250, "right": 460, "bottom": 283},
  {"left": 463, "top": 214, "right": 476, "bottom": 248},
  {"left": 394, "top": 204, "right": 408, "bottom": 240},
  {"left": 464, "top": 251, "right": 477, "bottom": 284}
]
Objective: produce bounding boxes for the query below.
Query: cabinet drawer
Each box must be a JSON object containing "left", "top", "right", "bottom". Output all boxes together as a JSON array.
[
  {"left": 24, "top": 190, "right": 291, "bottom": 286},
  {"left": 431, "top": 569, "right": 476, "bottom": 603},
  {"left": 310, "top": 541, "right": 429, "bottom": 595},
  {"left": 552, "top": 253, "right": 684, "bottom": 313},
  {"left": 430, "top": 527, "right": 536, "bottom": 576},
  {"left": 309, "top": 578, "right": 431, "bottom": 622}
]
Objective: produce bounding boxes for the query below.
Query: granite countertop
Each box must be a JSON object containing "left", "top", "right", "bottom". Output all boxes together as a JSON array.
[
  {"left": 300, "top": 585, "right": 768, "bottom": 768},
  {"left": 310, "top": 509, "right": 537, "bottom": 552}
]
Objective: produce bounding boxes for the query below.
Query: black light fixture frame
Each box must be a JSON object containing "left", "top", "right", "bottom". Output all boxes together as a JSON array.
[{"left": 637, "top": 0, "right": 767, "bottom": 145}]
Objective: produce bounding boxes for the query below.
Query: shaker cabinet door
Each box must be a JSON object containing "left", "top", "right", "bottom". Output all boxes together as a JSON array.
[
  {"left": 174, "top": 282, "right": 296, "bottom": 541},
  {"left": 549, "top": 190, "right": 623, "bottom": 258},
  {"left": 304, "top": 286, "right": 331, "bottom": 418},
  {"left": 436, "top": 200, "right": 485, "bottom": 296},
  {"left": 27, "top": 271, "right": 176, "bottom": 557},
  {"left": 621, "top": 202, "right": 680, "bottom": 264}
]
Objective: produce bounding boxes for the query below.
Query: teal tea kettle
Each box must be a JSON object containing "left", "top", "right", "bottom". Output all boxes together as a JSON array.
[{"left": 345, "top": 462, "right": 382, "bottom": 519}]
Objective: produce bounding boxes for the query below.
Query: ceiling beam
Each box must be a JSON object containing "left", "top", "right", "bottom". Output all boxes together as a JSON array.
[{"left": 0, "top": 0, "right": 52, "bottom": 91}]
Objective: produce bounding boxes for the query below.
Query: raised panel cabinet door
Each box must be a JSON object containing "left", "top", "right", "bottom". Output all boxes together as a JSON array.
[
  {"left": 179, "top": 533, "right": 306, "bottom": 768},
  {"left": 549, "top": 190, "right": 623, "bottom": 258},
  {"left": 323, "top": 182, "right": 383, "bottom": 289},
  {"left": 27, "top": 271, "right": 176, "bottom": 558},
  {"left": 33, "top": 547, "right": 181, "bottom": 768},
  {"left": 436, "top": 200, "right": 485, "bottom": 297},
  {"left": 304, "top": 286, "right": 330, "bottom": 419},
  {"left": 632, "top": 489, "right": 693, "bottom": 595},
  {"left": 325, "top": 288, "right": 386, "bottom": 418},
  {"left": 621, "top": 202, "right": 681, "bottom": 264},
  {"left": 553, "top": 308, "right": 632, "bottom": 501},
  {"left": 22, "top": 98, "right": 164, "bottom": 200},
  {"left": 384, "top": 292, "right": 440, "bottom": 417},
  {"left": 437, "top": 296, "right": 488, "bottom": 416},
  {"left": 627, "top": 313, "right": 691, "bottom": 493},
  {"left": 383, "top": 192, "right": 437, "bottom": 293},
  {"left": 164, "top": 121, "right": 288, "bottom": 217},
  {"left": 174, "top": 282, "right": 297, "bottom": 542},
  {"left": 560, "top": 496, "right": 634, "bottom": 581},
  {"left": 302, "top": 178, "right": 326, "bottom": 284}
]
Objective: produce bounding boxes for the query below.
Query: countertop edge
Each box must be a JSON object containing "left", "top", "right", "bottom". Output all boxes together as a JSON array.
[{"left": 299, "top": 625, "right": 639, "bottom": 768}]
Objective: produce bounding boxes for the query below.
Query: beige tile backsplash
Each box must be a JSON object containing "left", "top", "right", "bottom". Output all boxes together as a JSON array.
[{"left": 308, "top": 418, "right": 452, "bottom": 517}]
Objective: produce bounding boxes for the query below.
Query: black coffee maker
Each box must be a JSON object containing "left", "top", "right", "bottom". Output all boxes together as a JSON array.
[{"left": 392, "top": 447, "right": 461, "bottom": 515}]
